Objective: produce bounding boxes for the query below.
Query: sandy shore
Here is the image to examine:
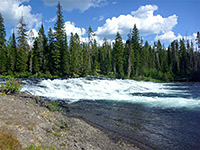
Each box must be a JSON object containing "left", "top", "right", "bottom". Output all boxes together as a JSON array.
[{"left": 0, "top": 92, "right": 140, "bottom": 150}]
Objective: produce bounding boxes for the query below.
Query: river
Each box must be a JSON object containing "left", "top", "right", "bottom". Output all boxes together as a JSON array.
[{"left": 14, "top": 78, "right": 200, "bottom": 149}]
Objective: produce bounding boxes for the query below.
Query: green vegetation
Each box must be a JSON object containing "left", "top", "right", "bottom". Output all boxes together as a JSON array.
[
  {"left": 48, "top": 101, "right": 64, "bottom": 113},
  {"left": 52, "top": 132, "right": 62, "bottom": 137},
  {"left": 0, "top": 78, "right": 22, "bottom": 94},
  {"left": 0, "top": 131, "right": 22, "bottom": 150},
  {"left": 26, "top": 143, "right": 56, "bottom": 150},
  {"left": 60, "top": 142, "right": 66, "bottom": 147},
  {"left": 0, "top": 4, "right": 199, "bottom": 82},
  {"left": 0, "top": 92, "right": 6, "bottom": 96}
]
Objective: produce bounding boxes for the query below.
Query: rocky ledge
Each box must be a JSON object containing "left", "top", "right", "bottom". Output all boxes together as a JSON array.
[{"left": 0, "top": 92, "right": 139, "bottom": 150}]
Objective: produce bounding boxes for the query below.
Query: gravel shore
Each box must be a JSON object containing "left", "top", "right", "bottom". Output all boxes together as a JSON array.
[{"left": 0, "top": 92, "right": 140, "bottom": 150}]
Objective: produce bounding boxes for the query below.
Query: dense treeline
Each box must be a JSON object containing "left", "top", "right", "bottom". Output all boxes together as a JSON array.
[{"left": 0, "top": 2, "right": 200, "bottom": 81}]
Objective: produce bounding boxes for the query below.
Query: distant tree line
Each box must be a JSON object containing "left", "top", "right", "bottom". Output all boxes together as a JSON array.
[{"left": 0, "top": 2, "right": 200, "bottom": 81}]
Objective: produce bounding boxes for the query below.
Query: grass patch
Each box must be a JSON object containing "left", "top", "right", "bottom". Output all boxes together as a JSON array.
[
  {"left": 0, "top": 78, "right": 22, "bottom": 94},
  {"left": 52, "top": 132, "right": 62, "bottom": 137},
  {"left": 60, "top": 142, "right": 66, "bottom": 147},
  {"left": 0, "top": 92, "right": 7, "bottom": 96},
  {"left": 26, "top": 143, "right": 56, "bottom": 150},
  {"left": 0, "top": 131, "right": 22, "bottom": 150},
  {"left": 48, "top": 101, "right": 64, "bottom": 113}
]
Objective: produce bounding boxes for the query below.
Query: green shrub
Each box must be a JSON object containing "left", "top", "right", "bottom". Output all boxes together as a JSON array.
[
  {"left": 1, "top": 92, "right": 7, "bottom": 96},
  {"left": 53, "top": 132, "right": 62, "bottom": 137},
  {"left": 26, "top": 143, "right": 56, "bottom": 150},
  {"left": 0, "top": 78, "right": 22, "bottom": 94},
  {"left": 14, "top": 71, "right": 32, "bottom": 78},
  {"left": 48, "top": 101, "right": 64, "bottom": 113}
]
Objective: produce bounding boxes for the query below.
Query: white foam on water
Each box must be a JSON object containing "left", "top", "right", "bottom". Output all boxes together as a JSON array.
[{"left": 21, "top": 78, "right": 200, "bottom": 109}]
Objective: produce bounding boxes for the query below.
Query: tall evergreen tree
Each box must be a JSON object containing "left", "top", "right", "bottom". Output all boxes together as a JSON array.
[
  {"left": 6, "top": 33, "right": 17, "bottom": 73},
  {"left": 113, "top": 32, "right": 124, "bottom": 78},
  {"left": 32, "top": 37, "right": 40, "bottom": 74},
  {"left": 179, "top": 39, "right": 187, "bottom": 76},
  {"left": 87, "top": 26, "right": 95, "bottom": 73},
  {"left": 91, "top": 39, "right": 98, "bottom": 75},
  {"left": 126, "top": 31, "right": 133, "bottom": 78},
  {"left": 100, "top": 38, "right": 108, "bottom": 75},
  {"left": 69, "top": 33, "right": 76, "bottom": 75},
  {"left": 0, "top": 13, "right": 7, "bottom": 73},
  {"left": 62, "top": 33, "right": 70, "bottom": 76},
  {"left": 38, "top": 24, "right": 49, "bottom": 73},
  {"left": 74, "top": 33, "right": 82, "bottom": 75},
  {"left": 82, "top": 43, "right": 89, "bottom": 76},
  {"left": 0, "top": 13, "right": 6, "bottom": 48},
  {"left": 16, "top": 16, "right": 29, "bottom": 73},
  {"left": 48, "top": 28, "right": 55, "bottom": 75},
  {"left": 131, "top": 24, "right": 140, "bottom": 76},
  {"left": 171, "top": 40, "right": 179, "bottom": 75},
  {"left": 187, "top": 40, "right": 195, "bottom": 73},
  {"left": 54, "top": 1, "right": 66, "bottom": 75},
  {"left": 196, "top": 32, "right": 200, "bottom": 49},
  {"left": 143, "top": 41, "right": 149, "bottom": 69}
]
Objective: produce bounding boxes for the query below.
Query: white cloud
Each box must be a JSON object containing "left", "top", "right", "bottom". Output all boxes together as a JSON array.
[
  {"left": 0, "top": 0, "right": 42, "bottom": 29},
  {"left": 64, "top": 21, "right": 86, "bottom": 37},
  {"left": 131, "top": 5, "right": 158, "bottom": 19},
  {"left": 42, "top": 0, "right": 107, "bottom": 12},
  {"left": 99, "top": 15, "right": 104, "bottom": 21},
  {"left": 155, "top": 31, "right": 197, "bottom": 43},
  {"left": 27, "top": 29, "right": 39, "bottom": 46},
  {"left": 95, "top": 5, "right": 178, "bottom": 39},
  {"left": 155, "top": 31, "right": 179, "bottom": 42},
  {"left": 45, "top": 16, "right": 57, "bottom": 23}
]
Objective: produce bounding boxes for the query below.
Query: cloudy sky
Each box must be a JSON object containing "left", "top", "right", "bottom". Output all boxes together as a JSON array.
[{"left": 0, "top": 0, "right": 199, "bottom": 46}]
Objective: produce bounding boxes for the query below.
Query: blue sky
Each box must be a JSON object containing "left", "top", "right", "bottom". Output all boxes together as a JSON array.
[{"left": 0, "top": 0, "right": 199, "bottom": 46}]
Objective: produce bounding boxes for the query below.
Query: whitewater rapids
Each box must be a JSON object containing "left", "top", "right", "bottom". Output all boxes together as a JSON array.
[{"left": 21, "top": 78, "right": 200, "bottom": 109}]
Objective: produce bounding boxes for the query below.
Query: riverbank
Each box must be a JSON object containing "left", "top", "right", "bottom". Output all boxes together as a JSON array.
[{"left": 0, "top": 91, "right": 139, "bottom": 150}]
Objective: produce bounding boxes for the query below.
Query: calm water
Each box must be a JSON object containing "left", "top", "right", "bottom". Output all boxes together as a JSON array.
[{"left": 10, "top": 78, "right": 200, "bottom": 149}]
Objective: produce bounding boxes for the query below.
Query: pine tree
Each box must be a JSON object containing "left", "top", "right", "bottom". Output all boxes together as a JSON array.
[
  {"left": 11, "top": 32, "right": 17, "bottom": 72},
  {"left": 141, "top": 41, "right": 150, "bottom": 73},
  {"left": 91, "top": 39, "right": 98, "bottom": 75},
  {"left": 131, "top": 24, "right": 140, "bottom": 77},
  {"left": 69, "top": 33, "right": 76, "bottom": 75},
  {"left": 126, "top": 31, "right": 133, "bottom": 78},
  {"left": 171, "top": 40, "right": 179, "bottom": 75},
  {"left": 196, "top": 32, "right": 200, "bottom": 49},
  {"left": 48, "top": 28, "right": 55, "bottom": 75},
  {"left": 179, "top": 39, "right": 187, "bottom": 76},
  {"left": 113, "top": 32, "right": 124, "bottom": 78},
  {"left": 187, "top": 40, "right": 195, "bottom": 73},
  {"left": 82, "top": 43, "right": 89, "bottom": 76},
  {"left": 0, "top": 46, "right": 7, "bottom": 73},
  {"left": 38, "top": 24, "right": 49, "bottom": 73},
  {"left": 100, "top": 38, "right": 107, "bottom": 74},
  {"left": 62, "top": 33, "right": 70, "bottom": 76},
  {"left": 0, "top": 13, "right": 6, "bottom": 49},
  {"left": 74, "top": 33, "right": 82, "bottom": 75},
  {"left": 87, "top": 26, "right": 95, "bottom": 73},
  {"left": 105, "top": 42, "right": 112, "bottom": 75},
  {"left": 16, "top": 16, "right": 29, "bottom": 73},
  {"left": 6, "top": 33, "right": 17, "bottom": 73},
  {"left": 32, "top": 38, "right": 40, "bottom": 74},
  {"left": 0, "top": 13, "right": 7, "bottom": 73},
  {"left": 54, "top": 1, "right": 66, "bottom": 75},
  {"left": 156, "top": 40, "right": 163, "bottom": 71}
]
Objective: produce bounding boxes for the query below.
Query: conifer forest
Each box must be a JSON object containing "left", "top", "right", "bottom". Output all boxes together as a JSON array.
[{"left": 0, "top": 2, "right": 200, "bottom": 81}]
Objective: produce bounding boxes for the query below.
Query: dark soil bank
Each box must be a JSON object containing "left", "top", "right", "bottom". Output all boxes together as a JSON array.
[{"left": 0, "top": 92, "right": 139, "bottom": 150}]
